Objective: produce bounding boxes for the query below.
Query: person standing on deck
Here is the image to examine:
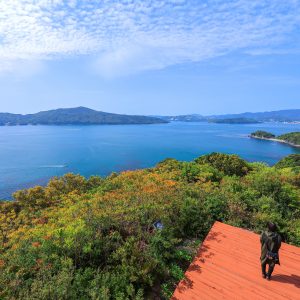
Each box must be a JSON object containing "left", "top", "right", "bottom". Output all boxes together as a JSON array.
[{"left": 260, "top": 222, "right": 282, "bottom": 280}]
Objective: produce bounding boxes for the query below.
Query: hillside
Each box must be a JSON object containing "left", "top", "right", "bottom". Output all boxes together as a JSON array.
[
  {"left": 159, "top": 109, "right": 300, "bottom": 123},
  {"left": 0, "top": 153, "right": 299, "bottom": 299},
  {"left": 0, "top": 107, "right": 167, "bottom": 125},
  {"left": 250, "top": 131, "right": 300, "bottom": 147},
  {"left": 277, "top": 132, "right": 300, "bottom": 146},
  {"left": 275, "top": 154, "right": 300, "bottom": 168},
  {"left": 209, "top": 109, "right": 300, "bottom": 122}
]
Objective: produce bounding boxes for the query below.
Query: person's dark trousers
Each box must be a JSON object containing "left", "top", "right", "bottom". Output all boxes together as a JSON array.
[{"left": 261, "top": 261, "right": 275, "bottom": 278}]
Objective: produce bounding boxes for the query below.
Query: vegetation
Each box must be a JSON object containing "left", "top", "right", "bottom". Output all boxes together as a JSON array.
[
  {"left": 275, "top": 154, "right": 300, "bottom": 169},
  {"left": 277, "top": 132, "right": 300, "bottom": 146},
  {"left": 210, "top": 118, "right": 260, "bottom": 124},
  {"left": 250, "top": 131, "right": 275, "bottom": 139},
  {"left": 250, "top": 131, "right": 300, "bottom": 146},
  {"left": 0, "top": 107, "right": 167, "bottom": 126},
  {"left": 0, "top": 153, "right": 299, "bottom": 299},
  {"left": 194, "top": 152, "right": 251, "bottom": 176}
]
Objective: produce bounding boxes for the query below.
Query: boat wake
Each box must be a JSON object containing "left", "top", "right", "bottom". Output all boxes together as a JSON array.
[{"left": 39, "top": 165, "right": 67, "bottom": 168}]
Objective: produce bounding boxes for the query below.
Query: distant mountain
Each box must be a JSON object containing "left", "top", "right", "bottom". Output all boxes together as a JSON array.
[
  {"left": 208, "top": 109, "right": 300, "bottom": 122},
  {"left": 158, "top": 114, "right": 206, "bottom": 122},
  {"left": 2, "top": 107, "right": 299, "bottom": 126},
  {"left": 209, "top": 118, "right": 261, "bottom": 124},
  {"left": 158, "top": 109, "right": 300, "bottom": 123},
  {"left": 0, "top": 107, "right": 167, "bottom": 126}
]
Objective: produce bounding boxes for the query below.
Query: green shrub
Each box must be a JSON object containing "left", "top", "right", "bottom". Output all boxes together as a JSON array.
[
  {"left": 275, "top": 154, "right": 300, "bottom": 168},
  {"left": 195, "top": 152, "right": 251, "bottom": 176}
]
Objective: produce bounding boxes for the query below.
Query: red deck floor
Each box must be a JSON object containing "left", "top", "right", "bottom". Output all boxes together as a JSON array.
[{"left": 172, "top": 222, "right": 300, "bottom": 300}]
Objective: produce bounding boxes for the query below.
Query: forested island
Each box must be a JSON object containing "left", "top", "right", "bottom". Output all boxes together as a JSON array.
[
  {"left": 250, "top": 131, "right": 300, "bottom": 147},
  {"left": 0, "top": 153, "right": 299, "bottom": 299},
  {"left": 0, "top": 107, "right": 167, "bottom": 126}
]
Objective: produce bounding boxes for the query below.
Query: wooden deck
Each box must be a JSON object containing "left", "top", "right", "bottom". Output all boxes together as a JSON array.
[{"left": 172, "top": 222, "right": 300, "bottom": 300}]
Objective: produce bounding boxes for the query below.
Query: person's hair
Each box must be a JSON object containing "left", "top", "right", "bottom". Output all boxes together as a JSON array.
[{"left": 267, "top": 222, "right": 277, "bottom": 232}]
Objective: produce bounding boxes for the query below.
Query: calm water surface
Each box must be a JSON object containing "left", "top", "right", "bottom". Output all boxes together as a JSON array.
[{"left": 0, "top": 122, "right": 300, "bottom": 199}]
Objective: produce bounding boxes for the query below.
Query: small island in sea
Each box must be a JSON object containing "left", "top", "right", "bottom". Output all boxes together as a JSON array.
[{"left": 250, "top": 130, "right": 300, "bottom": 147}]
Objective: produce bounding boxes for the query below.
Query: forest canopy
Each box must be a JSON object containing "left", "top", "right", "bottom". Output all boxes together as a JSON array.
[
  {"left": 0, "top": 153, "right": 299, "bottom": 299},
  {"left": 277, "top": 132, "right": 300, "bottom": 146},
  {"left": 250, "top": 130, "right": 276, "bottom": 139}
]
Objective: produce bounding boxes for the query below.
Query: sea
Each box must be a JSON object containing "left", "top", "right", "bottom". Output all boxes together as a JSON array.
[{"left": 0, "top": 122, "right": 299, "bottom": 199}]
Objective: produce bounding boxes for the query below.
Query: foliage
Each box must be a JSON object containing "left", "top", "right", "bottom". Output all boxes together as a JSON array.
[
  {"left": 195, "top": 152, "right": 251, "bottom": 176},
  {"left": 251, "top": 131, "right": 300, "bottom": 146},
  {"left": 0, "top": 153, "right": 299, "bottom": 299},
  {"left": 277, "top": 132, "right": 300, "bottom": 146},
  {"left": 250, "top": 130, "right": 275, "bottom": 139},
  {"left": 275, "top": 154, "right": 300, "bottom": 169}
]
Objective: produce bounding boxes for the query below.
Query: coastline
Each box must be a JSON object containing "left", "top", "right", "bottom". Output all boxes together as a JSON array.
[{"left": 250, "top": 135, "right": 300, "bottom": 148}]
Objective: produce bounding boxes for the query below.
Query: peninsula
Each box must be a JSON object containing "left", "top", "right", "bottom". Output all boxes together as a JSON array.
[
  {"left": 0, "top": 107, "right": 167, "bottom": 126},
  {"left": 250, "top": 131, "right": 300, "bottom": 148}
]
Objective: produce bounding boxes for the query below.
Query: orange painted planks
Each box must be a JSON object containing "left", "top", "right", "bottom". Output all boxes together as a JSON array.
[{"left": 172, "top": 222, "right": 300, "bottom": 300}]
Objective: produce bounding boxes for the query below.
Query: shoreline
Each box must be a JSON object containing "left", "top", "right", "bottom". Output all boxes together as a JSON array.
[{"left": 250, "top": 135, "right": 300, "bottom": 148}]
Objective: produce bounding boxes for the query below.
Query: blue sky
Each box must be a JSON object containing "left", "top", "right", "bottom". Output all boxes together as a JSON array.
[{"left": 0, "top": 0, "right": 299, "bottom": 115}]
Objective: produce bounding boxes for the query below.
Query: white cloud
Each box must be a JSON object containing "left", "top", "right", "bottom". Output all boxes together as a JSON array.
[
  {"left": 0, "top": 59, "right": 44, "bottom": 78},
  {"left": 0, "top": 0, "right": 299, "bottom": 77}
]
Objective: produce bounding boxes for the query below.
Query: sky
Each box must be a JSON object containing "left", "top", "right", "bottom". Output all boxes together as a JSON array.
[{"left": 0, "top": 0, "right": 299, "bottom": 116}]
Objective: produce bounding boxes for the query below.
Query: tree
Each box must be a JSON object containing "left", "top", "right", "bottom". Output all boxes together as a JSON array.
[{"left": 195, "top": 153, "right": 251, "bottom": 176}]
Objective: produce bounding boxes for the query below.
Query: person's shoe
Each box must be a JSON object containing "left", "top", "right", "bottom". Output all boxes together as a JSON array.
[
  {"left": 262, "top": 273, "right": 267, "bottom": 279},
  {"left": 266, "top": 275, "right": 271, "bottom": 281}
]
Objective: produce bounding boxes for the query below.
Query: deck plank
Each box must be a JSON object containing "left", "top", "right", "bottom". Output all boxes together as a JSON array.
[{"left": 172, "top": 222, "right": 300, "bottom": 300}]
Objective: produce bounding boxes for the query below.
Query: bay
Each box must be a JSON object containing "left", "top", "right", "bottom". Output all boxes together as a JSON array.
[{"left": 0, "top": 122, "right": 299, "bottom": 199}]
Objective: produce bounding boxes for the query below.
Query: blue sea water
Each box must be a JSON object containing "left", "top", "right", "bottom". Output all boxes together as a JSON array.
[{"left": 0, "top": 122, "right": 299, "bottom": 199}]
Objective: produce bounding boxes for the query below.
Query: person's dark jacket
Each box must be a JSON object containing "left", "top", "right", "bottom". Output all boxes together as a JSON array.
[{"left": 260, "top": 230, "right": 282, "bottom": 265}]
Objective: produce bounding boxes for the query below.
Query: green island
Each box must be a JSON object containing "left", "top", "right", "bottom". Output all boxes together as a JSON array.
[
  {"left": 250, "top": 131, "right": 300, "bottom": 147},
  {"left": 0, "top": 153, "right": 300, "bottom": 299}
]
